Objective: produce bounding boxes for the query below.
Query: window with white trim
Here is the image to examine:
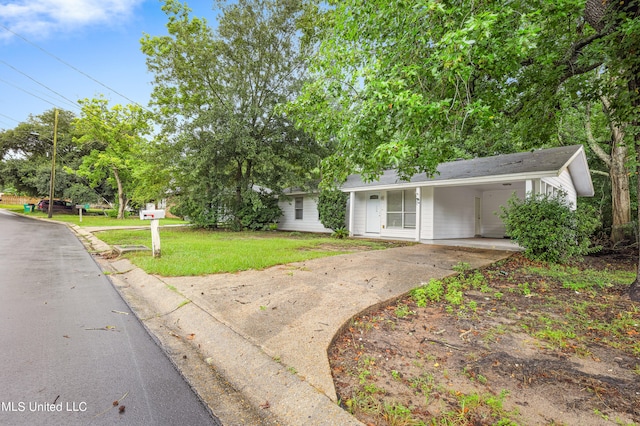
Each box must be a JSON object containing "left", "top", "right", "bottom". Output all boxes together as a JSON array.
[
  {"left": 294, "top": 197, "right": 303, "bottom": 220},
  {"left": 386, "top": 190, "right": 416, "bottom": 229},
  {"left": 542, "top": 181, "right": 559, "bottom": 197}
]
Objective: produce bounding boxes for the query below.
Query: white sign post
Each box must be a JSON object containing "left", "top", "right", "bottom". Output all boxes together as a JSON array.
[{"left": 140, "top": 209, "right": 165, "bottom": 258}]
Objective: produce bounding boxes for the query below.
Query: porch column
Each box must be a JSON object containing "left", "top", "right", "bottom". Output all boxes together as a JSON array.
[
  {"left": 415, "top": 187, "right": 421, "bottom": 242},
  {"left": 348, "top": 191, "right": 355, "bottom": 236},
  {"left": 525, "top": 179, "right": 541, "bottom": 198}
]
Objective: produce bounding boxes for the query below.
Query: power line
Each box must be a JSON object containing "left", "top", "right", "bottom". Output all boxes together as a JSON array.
[
  {"left": 0, "top": 75, "right": 79, "bottom": 112},
  {"left": 0, "top": 24, "right": 151, "bottom": 112},
  {"left": 0, "top": 112, "right": 20, "bottom": 124},
  {"left": 0, "top": 60, "right": 81, "bottom": 111}
]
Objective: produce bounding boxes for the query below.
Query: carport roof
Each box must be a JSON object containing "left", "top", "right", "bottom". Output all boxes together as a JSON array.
[{"left": 341, "top": 144, "right": 594, "bottom": 196}]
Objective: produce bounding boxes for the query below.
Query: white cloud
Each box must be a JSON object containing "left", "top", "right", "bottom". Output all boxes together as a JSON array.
[{"left": 0, "top": 0, "right": 145, "bottom": 41}]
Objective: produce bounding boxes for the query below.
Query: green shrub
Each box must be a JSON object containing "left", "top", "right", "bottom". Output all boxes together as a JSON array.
[
  {"left": 236, "top": 190, "right": 282, "bottom": 231},
  {"left": 318, "top": 188, "right": 348, "bottom": 231},
  {"left": 500, "top": 192, "right": 600, "bottom": 263},
  {"left": 332, "top": 227, "right": 349, "bottom": 239}
]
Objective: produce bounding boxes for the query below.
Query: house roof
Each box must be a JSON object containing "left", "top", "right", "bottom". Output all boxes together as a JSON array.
[{"left": 341, "top": 145, "right": 594, "bottom": 196}]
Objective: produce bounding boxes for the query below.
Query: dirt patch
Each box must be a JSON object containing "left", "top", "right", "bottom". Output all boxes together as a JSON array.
[{"left": 329, "top": 252, "right": 640, "bottom": 425}]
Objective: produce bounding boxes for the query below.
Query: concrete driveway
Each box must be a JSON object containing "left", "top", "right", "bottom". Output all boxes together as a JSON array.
[{"left": 153, "top": 243, "right": 512, "bottom": 400}]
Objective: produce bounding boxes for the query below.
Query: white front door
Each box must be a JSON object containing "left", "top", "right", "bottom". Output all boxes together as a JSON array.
[{"left": 366, "top": 193, "right": 381, "bottom": 233}]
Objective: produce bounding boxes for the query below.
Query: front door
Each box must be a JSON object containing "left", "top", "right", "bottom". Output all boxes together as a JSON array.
[{"left": 366, "top": 193, "right": 381, "bottom": 233}]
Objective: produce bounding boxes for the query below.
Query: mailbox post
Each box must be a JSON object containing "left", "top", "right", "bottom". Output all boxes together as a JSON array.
[
  {"left": 140, "top": 209, "right": 165, "bottom": 258},
  {"left": 75, "top": 205, "right": 84, "bottom": 222}
]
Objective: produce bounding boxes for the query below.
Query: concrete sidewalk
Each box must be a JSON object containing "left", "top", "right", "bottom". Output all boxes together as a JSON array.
[{"left": 75, "top": 224, "right": 513, "bottom": 425}]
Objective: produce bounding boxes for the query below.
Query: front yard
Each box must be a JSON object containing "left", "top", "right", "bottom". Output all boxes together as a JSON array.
[{"left": 96, "top": 227, "right": 410, "bottom": 276}]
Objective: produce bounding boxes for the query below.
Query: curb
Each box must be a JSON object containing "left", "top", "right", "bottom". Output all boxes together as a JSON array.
[{"left": 69, "top": 223, "right": 363, "bottom": 425}]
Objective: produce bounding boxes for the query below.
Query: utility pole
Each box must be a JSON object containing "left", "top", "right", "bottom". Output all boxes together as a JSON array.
[{"left": 47, "top": 109, "right": 59, "bottom": 219}]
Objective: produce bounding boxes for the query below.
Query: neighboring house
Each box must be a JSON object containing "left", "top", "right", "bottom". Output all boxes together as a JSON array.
[{"left": 278, "top": 145, "right": 594, "bottom": 241}]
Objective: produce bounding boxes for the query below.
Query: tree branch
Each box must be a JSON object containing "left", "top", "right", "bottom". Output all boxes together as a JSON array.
[{"left": 585, "top": 102, "right": 612, "bottom": 167}]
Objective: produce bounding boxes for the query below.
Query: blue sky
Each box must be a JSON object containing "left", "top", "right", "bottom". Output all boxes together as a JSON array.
[{"left": 0, "top": 0, "right": 218, "bottom": 130}]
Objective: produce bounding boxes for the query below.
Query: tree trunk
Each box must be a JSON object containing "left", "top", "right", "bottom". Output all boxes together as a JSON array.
[
  {"left": 113, "top": 167, "right": 126, "bottom": 220},
  {"left": 629, "top": 65, "right": 640, "bottom": 301},
  {"left": 584, "top": 0, "right": 607, "bottom": 31},
  {"left": 585, "top": 101, "right": 631, "bottom": 242},
  {"left": 609, "top": 137, "right": 631, "bottom": 242},
  {"left": 631, "top": 157, "right": 640, "bottom": 301}
]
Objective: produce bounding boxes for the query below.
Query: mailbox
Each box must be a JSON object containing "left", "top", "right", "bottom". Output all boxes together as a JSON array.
[{"left": 140, "top": 209, "right": 165, "bottom": 220}]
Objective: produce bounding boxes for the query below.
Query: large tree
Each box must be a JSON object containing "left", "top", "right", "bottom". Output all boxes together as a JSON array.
[
  {"left": 290, "top": 0, "right": 640, "bottom": 299},
  {"left": 0, "top": 109, "right": 101, "bottom": 203},
  {"left": 72, "top": 98, "right": 152, "bottom": 219},
  {"left": 140, "top": 0, "right": 325, "bottom": 227}
]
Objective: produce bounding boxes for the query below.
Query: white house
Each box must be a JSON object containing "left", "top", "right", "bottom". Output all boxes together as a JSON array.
[
  {"left": 278, "top": 145, "right": 594, "bottom": 241},
  {"left": 277, "top": 187, "right": 334, "bottom": 233}
]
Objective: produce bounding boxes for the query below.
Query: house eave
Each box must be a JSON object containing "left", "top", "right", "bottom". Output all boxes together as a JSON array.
[{"left": 340, "top": 171, "right": 558, "bottom": 193}]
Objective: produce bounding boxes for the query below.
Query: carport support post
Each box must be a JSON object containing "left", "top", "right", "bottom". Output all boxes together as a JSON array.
[{"left": 150, "top": 218, "right": 161, "bottom": 258}]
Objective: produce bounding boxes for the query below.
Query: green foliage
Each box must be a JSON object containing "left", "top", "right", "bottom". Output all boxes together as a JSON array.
[
  {"left": 318, "top": 188, "right": 348, "bottom": 231},
  {"left": 286, "top": 2, "right": 640, "bottom": 296},
  {"left": 332, "top": 227, "right": 349, "bottom": 239},
  {"left": 524, "top": 264, "right": 635, "bottom": 293},
  {"left": 452, "top": 262, "right": 472, "bottom": 273},
  {"left": 236, "top": 190, "right": 282, "bottom": 231},
  {"left": 500, "top": 193, "right": 601, "bottom": 263},
  {"left": 72, "top": 98, "right": 152, "bottom": 219},
  {"left": 288, "top": 0, "right": 627, "bottom": 185},
  {"left": 411, "top": 279, "right": 444, "bottom": 306},
  {"left": 0, "top": 109, "right": 106, "bottom": 203},
  {"left": 141, "top": 0, "right": 326, "bottom": 228}
]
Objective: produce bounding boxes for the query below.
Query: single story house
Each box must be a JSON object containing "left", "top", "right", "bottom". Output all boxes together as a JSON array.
[
  {"left": 278, "top": 144, "right": 594, "bottom": 242},
  {"left": 277, "top": 187, "right": 334, "bottom": 234}
]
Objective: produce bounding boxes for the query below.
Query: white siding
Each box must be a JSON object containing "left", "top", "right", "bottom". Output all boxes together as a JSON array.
[
  {"left": 542, "top": 170, "right": 578, "bottom": 209},
  {"left": 432, "top": 187, "right": 481, "bottom": 239},
  {"left": 349, "top": 192, "right": 368, "bottom": 235},
  {"left": 482, "top": 189, "right": 524, "bottom": 238},
  {"left": 277, "top": 195, "right": 333, "bottom": 233}
]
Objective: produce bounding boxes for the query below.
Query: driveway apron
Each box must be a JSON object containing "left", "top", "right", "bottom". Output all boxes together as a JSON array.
[{"left": 159, "top": 244, "right": 511, "bottom": 399}]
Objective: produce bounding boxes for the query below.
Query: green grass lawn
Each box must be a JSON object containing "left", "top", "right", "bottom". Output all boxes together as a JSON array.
[
  {"left": 1, "top": 205, "right": 188, "bottom": 227},
  {"left": 96, "top": 227, "right": 406, "bottom": 276}
]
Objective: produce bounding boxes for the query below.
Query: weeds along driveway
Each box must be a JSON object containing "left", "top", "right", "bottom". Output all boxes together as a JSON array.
[{"left": 158, "top": 243, "right": 511, "bottom": 400}]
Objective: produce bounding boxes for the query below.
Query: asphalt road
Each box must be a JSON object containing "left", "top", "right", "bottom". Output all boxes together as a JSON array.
[{"left": 0, "top": 210, "right": 220, "bottom": 426}]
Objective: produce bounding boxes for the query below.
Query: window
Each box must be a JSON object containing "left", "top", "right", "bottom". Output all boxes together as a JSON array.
[
  {"left": 295, "top": 197, "right": 303, "bottom": 220},
  {"left": 386, "top": 190, "right": 416, "bottom": 229},
  {"left": 542, "top": 182, "right": 559, "bottom": 197}
]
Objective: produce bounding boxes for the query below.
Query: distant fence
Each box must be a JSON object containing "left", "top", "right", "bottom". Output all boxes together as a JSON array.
[{"left": 0, "top": 195, "right": 40, "bottom": 205}]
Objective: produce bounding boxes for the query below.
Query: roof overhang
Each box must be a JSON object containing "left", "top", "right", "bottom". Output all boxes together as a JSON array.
[
  {"left": 341, "top": 171, "right": 561, "bottom": 193},
  {"left": 341, "top": 145, "right": 595, "bottom": 197}
]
